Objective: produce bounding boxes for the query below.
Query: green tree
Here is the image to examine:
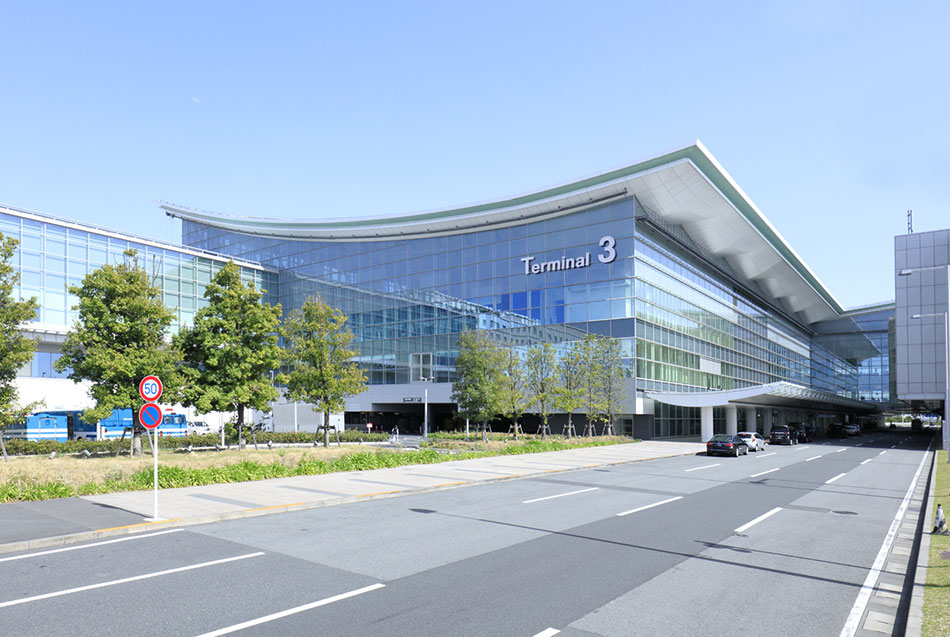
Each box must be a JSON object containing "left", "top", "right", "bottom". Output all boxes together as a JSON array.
[
  {"left": 577, "top": 335, "right": 606, "bottom": 436},
  {"left": 594, "top": 336, "right": 625, "bottom": 436},
  {"left": 524, "top": 343, "right": 557, "bottom": 439},
  {"left": 498, "top": 348, "right": 527, "bottom": 440},
  {"left": 280, "top": 297, "right": 366, "bottom": 447},
  {"left": 451, "top": 330, "right": 503, "bottom": 442},
  {"left": 175, "top": 262, "right": 282, "bottom": 449},
  {"left": 55, "top": 250, "right": 177, "bottom": 456},
  {"left": 0, "top": 235, "right": 39, "bottom": 461},
  {"left": 554, "top": 342, "right": 584, "bottom": 438}
]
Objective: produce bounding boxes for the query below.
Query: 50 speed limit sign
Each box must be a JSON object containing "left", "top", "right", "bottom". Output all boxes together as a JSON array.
[{"left": 139, "top": 375, "right": 163, "bottom": 402}]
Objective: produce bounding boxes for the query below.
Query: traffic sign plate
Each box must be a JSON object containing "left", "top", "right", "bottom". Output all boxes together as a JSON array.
[
  {"left": 139, "top": 403, "right": 162, "bottom": 429},
  {"left": 139, "top": 376, "right": 163, "bottom": 402}
]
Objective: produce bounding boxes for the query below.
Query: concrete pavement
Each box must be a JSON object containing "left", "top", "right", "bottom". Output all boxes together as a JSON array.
[{"left": 0, "top": 440, "right": 705, "bottom": 554}]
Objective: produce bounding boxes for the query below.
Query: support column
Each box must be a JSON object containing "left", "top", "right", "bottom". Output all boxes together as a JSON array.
[
  {"left": 763, "top": 410, "right": 774, "bottom": 437},
  {"left": 744, "top": 407, "right": 757, "bottom": 433},
  {"left": 701, "top": 406, "right": 714, "bottom": 442},
  {"left": 725, "top": 405, "right": 738, "bottom": 435}
]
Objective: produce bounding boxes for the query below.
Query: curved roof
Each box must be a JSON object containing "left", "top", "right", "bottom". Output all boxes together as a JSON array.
[
  {"left": 161, "top": 141, "right": 845, "bottom": 323},
  {"left": 645, "top": 381, "right": 874, "bottom": 411}
]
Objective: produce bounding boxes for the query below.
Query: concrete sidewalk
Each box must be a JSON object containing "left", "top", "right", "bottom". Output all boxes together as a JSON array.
[{"left": 0, "top": 440, "right": 705, "bottom": 555}]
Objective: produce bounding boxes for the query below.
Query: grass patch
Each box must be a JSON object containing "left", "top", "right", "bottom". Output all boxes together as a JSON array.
[
  {"left": 0, "top": 437, "right": 634, "bottom": 502},
  {"left": 924, "top": 450, "right": 950, "bottom": 636}
]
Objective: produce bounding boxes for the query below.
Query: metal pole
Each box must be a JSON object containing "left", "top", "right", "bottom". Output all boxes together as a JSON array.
[
  {"left": 423, "top": 380, "right": 429, "bottom": 441},
  {"left": 153, "top": 428, "right": 159, "bottom": 520},
  {"left": 945, "top": 268, "right": 949, "bottom": 463}
]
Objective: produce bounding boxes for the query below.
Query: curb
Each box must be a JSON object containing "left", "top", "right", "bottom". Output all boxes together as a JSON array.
[
  {"left": 907, "top": 449, "right": 939, "bottom": 636},
  {"left": 0, "top": 446, "right": 701, "bottom": 557}
]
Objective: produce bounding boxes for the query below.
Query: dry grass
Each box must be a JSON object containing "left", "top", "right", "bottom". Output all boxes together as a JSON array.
[
  {"left": 924, "top": 450, "right": 950, "bottom": 636},
  {"left": 0, "top": 446, "right": 355, "bottom": 490}
]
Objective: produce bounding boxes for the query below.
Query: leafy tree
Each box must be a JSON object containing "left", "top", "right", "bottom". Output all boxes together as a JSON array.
[
  {"left": 498, "top": 348, "right": 528, "bottom": 440},
  {"left": 0, "top": 235, "right": 39, "bottom": 461},
  {"left": 280, "top": 297, "right": 366, "bottom": 447},
  {"left": 55, "top": 250, "right": 177, "bottom": 456},
  {"left": 594, "top": 336, "right": 625, "bottom": 436},
  {"left": 577, "top": 335, "right": 606, "bottom": 436},
  {"left": 524, "top": 343, "right": 557, "bottom": 439},
  {"left": 451, "top": 330, "right": 503, "bottom": 442},
  {"left": 554, "top": 342, "right": 584, "bottom": 438},
  {"left": 175, "top": 262, "right": 282, "bottom": 449}
]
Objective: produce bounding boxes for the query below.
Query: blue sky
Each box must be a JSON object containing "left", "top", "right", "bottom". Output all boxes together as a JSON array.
[{"left": 1, "top": 1, "right": 947, "bottom": 308}]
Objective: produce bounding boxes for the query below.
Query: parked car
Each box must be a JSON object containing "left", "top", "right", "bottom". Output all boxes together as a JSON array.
[
  {"left": 187, "top": 421, "right": 212, "bottom": 435},
  {"left": 827, "top": 423, "right": 846, "bottom": 438},
  {"left": 707, "top": 434, "right": 749, "bottom": 457},
  {"left": 844, "top": 423, "right": 860, "bottom": 436},
  {"left": 737, "top": 431, "right": 766, "bottom": 452},
  {"left": 788, "top": 422, "right": 813, "bottom": 443},
  {"left": 770, "top": 424, "right": 798, "bottom": 445}
]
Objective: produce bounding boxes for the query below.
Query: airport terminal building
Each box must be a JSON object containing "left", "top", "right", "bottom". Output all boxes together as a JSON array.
[
  {"left": 156, "top": 141, "right": 896, "bottom": 439},
  {"left": 6, "top": 141, "right": 927, "bottom": 440}
]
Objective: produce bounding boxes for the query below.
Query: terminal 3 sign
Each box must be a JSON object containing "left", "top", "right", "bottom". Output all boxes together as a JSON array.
[{"left": 520, "top": 235, "right": 617, "bottom": 275}]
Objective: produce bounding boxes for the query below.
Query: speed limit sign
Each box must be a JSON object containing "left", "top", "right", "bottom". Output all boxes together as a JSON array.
[{"left": 139, "top": 375, "right": 163, "bottom": 402}]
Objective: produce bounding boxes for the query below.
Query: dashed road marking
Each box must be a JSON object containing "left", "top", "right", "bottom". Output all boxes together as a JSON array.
[
  {"left": 684, "top": 463, "right": 720, "bottom": 472},
  {"left": 523, "top": 487, "right": 599, "bottom": 504},
  {"left": 617, "top": 496, "right": 683, "bottom": 517},
  {"left": 750, "top": 468, "right": 779, "bottom": 478},
  {"left": 735, "top": 507, "right": 782, "bottom": 533},
  {"left": 826, "top": 473, "right": 847, "bottom": 484}
]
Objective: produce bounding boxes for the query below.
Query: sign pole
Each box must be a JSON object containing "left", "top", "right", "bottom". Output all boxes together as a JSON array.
[{"left": 153, "top": 427, "right": 159, "bottom": 520}]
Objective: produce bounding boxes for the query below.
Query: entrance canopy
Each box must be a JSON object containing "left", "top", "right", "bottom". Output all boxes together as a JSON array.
[{"left": 645, "top": 381, "right": 873, "bottom": 412}]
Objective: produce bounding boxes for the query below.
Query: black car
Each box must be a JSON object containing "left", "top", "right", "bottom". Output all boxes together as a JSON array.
[
  {"left": 706, "top": 434, "right": 749, "bottom": 457},
  {"left": 788, "top": 422, "right": 813, "bottom": 443},
  {"left": 827, "top": 423, "right": 846, "bottom": 438},
  {"left": 769, "top": 424, "right": 798, "bottom": 445}
]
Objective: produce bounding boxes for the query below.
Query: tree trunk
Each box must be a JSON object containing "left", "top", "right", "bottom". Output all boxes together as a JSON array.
[
  {"left": 323, "top": 410, "right": 331, "bottom": 448},
  {"left": 0, "top": 434, "right": 8, "bottom": 462},
  {"left": 132, "top": 412, "right": 143, "bottom": 457},
  {"left": 237, "top": 404, "right": 245, "bottom": 450}
]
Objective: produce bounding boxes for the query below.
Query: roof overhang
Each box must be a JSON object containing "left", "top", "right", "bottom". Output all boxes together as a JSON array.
[
  {"left": 645, "top": 382, "right": 875, "bottom": 412},
  {"left": 161, "top": 140, "right": 845, "bottom": 322}
]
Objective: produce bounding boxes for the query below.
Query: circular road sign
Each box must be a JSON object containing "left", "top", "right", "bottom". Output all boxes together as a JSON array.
[
  {"left": 139, "top": 403, "right": 162, "bottom": 430},
  {"left": 139, "top": 376, "right": 163, "bottom": 402}
]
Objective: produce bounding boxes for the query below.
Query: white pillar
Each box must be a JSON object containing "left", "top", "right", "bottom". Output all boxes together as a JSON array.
[
  {"left": 701, "top": 406, "right": 714, "bottom": 442},
  {"left": 725, "top": 405, "right": 738, "bottom": 435},
  {"left": 763, "top": 410, "right": 774, "bottom": 437},
  {"left": 744, "top": 407, "right": 757, "bottom": 433}
]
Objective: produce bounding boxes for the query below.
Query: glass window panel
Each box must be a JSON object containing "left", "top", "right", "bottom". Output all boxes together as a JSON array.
[
  {"left": 45, "top": 255, "right": 66, "bottom": 273},
  {"left": 21, "top": 270, "right": 42, "bottom": 287},
  {"left": 20, "top": 234, "right": 42, "bottom": 252},
  {"left": 46, "top": 274, "right": 66, "bottom": 291}
]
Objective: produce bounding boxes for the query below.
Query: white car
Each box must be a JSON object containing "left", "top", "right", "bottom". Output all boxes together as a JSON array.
[
  {"left": 737, "top": 431, "right": 766, "bottom": 452},
  {"left": 187, "top": 422, "right": 212, "bottom": 435}
]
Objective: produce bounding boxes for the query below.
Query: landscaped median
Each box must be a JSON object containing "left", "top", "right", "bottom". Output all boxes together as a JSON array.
[
  {"left": 924, "top": 449, "right": 950, "bottom": 636},
  {"left": 0, "top": 434, "right": 633, "bottom": 503}
]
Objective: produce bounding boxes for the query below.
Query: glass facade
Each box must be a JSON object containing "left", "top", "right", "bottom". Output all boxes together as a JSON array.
[
  {"left": 0, "top": 207, "right": 276, "bottom": 378},
  {"left": 182, "top": 195, "right": 883, "bottom": 438}
]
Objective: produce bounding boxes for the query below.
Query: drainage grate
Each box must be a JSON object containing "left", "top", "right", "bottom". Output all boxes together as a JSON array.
[{"left": 832, "top": 510, "right": 858, "bottom": 515}]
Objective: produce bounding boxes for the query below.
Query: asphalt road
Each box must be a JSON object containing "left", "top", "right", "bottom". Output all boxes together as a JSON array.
[{"left": 0, "top": 430, "right": 932, "bottom": 636}]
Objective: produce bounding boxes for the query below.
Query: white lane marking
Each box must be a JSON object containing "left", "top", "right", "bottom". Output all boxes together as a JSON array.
[
  {"left": 839, "top": 438, "right": 932, "bottom": 637},
  {"left": 890, "top": 445, "right": 897, "bottom": 449},
  {"left": 196, "top": 583, "right": 386, "bottom": 637},
  {"left": 835, "top": 449, "right": 846, "bottom": 453},
  {"left": 531, "top": 630, "right": 561, "bottom": 637},
  {"left": 856, "top": 443, "right": 863, "bottom": 447},
  {"left": 860, "top": 459, "right": 871, "bottom": 465},
  {"left": 795, "top": 446, "right": 810, "bottom": 451},
  {"left": 756, "top": 452, "right": 776, "bottom": 458},
  {"left": 879, "top": 451, "right": 887, "bottom": 455},
  {"left": 735, "top": 507, "right": 782, "bottom": 533},
  {"left": 805, "top": 455, "right": 822, "bottom": 462},
  {"left": 523, "top": 487, "right": 599, "bottom": 504},
  {"left": 0, "top": 552, "right": 264, "bottom": 608},
  {"left": 684, "top": 463, "right": 720, "bottom": 472},
  {"left": 825, "top": 473, "right": 847, "bottom": 484},
  {"left": 0, "top": 529, "right": 184, "bottom": 563},
  {"left": 617, "top": 496, "right": 683, "bottom": 517},
  {"left": 750, "top": 468, "right": 779, "bottom": 478}
]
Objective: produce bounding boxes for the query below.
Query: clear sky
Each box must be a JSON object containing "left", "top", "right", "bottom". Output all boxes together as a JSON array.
[{"left": 1, "top": 1, "right": 947, "bottom": 309}]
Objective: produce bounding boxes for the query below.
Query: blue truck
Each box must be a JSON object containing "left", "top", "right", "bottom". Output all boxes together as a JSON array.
[{"left": 4, "top": 409, "right": 190, "bottom": 442}]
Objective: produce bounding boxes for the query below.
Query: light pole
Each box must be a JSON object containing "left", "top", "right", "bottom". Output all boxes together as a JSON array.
[
  {"left": 899, "top": 264, "right": 950, "bottom": 462},
  {"left": 420, "top": 376, "right": 432, "bottom": 440}
]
